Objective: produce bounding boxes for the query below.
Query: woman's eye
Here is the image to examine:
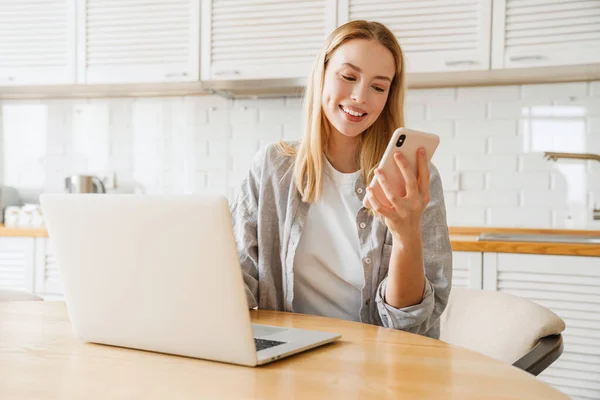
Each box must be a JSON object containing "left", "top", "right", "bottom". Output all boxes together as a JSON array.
[
  {"left": 372, "top": 86, "right": 385, "bottom": 93},
  {"left": 341, "top": 74, "right": 356, "bottom": 82}
]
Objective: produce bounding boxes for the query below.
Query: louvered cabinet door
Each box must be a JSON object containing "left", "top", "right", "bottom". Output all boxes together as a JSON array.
[
  {"left": 452, "top": 251, "right": 483, "bottom": 289},
  {"left": 78, "top": 0, "right": 200, "bottom": 84},
  {"left": 483, "top": 253, "right": 600, "bottom": 400},
  {"left": 342, "top": 0, "right": 492, "bottom": 73},
  {"left": 492, "top": 0, "right": 600, "bottom": 68},
  {"left": 202, "top": 0, "right": 336, "bottom": 80},
  {"left": 34, "top": 238, "right": 64, "bottom": 300},
  {"left": 0, "top": 238, "right": 35, "bottom": 292},
  {"left": 0, "top": 0, "right": 76, "bottom": 85}
]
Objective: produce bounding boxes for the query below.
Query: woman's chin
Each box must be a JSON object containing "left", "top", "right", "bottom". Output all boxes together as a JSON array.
[{"left": 331, "top": 122, "right": 368, "bottom": 138}]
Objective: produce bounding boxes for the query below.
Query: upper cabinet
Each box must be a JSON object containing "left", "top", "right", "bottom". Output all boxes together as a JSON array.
[
  {"left": 492, "top": 0, "right": 600, "bottom": 69},
  {"left": 201, "top": 0, "right": 336, "bottom": 80},
  {"left": 0, "top": 0, "right": 76, "bottom": 86},
  {"left": 340, "top": 0, "right": 492, "bottom": 73},
  {"left": 1, "top": 0, "right": 600, "bottom": 90},
  {"left": 77, "top": 0, "right": 200, "bottom": 84}
]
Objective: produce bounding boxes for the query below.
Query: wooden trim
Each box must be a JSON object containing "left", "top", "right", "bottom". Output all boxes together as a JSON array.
[
  {"left": 2, "top": 224, "right": 599, "bottom": 255},
  {"left": 449, "top": 226, "right": 600, "bottom": 236},
  {"left": 0, "top": 225, "right": 48, "bottom": 238},
  {"left": 451, "top": 240, "right": 600, "bottom": 257}
]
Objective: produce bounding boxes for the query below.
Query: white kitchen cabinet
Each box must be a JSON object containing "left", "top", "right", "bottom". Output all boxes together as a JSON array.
[
  {"left": 452, "top": 251, "right": 483, "bottom": 289},
  {"left": 491, "top": 0, "right": 600, "bottom": 69},
  {"left": 201, "top": 0, "right": 337, "bottom": 80},
  {"left": 0, "top": 237, "right": 64, "bottom": 300},
  {"left": 483, "top": 252, "right": 600, "bottom": 400},
  {"left": 77, "top": 0, "right": 200, "bottom": 84},
  {"left": 340, "top": 0, "right": 492, "bottom": 73},
  {"left": 34, "top": 238, "right": 64, "bottom": 301},
  {"left": 0, "top": 237, "right": 35, "bottom": 292},
  {"left": 0, "top": 0, "right": 76, "bottom": 86}
]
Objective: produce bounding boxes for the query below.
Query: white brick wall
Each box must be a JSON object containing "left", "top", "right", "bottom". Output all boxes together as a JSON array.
[{"left": 2, "top": 80, "right": 600, "bottom": 229}]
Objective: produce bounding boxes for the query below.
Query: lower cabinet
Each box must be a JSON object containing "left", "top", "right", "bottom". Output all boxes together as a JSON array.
[
  {"left": 0, "top": 237, "right": 35, "bottom": 293},
  {"left": 0, "top": 237, "right": 64, "bottom": 301},
  {"left": 33, "top": 238, "right": 64, "bottom": 300},
  {"left": 453, "top": 251, "right": 600, "bottom": 400},
  {"left": 452, "top": 251, "right": 483, "bottom": 289},
  {"left": 482, "top": 253, "right": 600, "bottom": 400}
]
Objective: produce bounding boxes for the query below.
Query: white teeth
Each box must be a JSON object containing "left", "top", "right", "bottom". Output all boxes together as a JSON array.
[{"left": 342, "top": 106, "right": 364, "bottom": 117}]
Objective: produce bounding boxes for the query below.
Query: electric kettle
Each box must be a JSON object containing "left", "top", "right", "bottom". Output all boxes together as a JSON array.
[{"left": 65, "top": 175, "right": 106, "bottom": 193}]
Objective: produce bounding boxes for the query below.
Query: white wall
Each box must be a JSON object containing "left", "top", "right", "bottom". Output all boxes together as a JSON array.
[{"left": 2, "top": 81, "right": 600, "bottom": 229}]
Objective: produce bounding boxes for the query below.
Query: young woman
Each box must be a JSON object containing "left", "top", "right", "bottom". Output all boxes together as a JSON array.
[{"left": 230, "top": 20, "right": 452, "bottom": 339}]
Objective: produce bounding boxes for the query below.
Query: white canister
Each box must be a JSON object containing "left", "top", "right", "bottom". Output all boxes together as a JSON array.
[
  {"left": 4, "top": 206, "right": 21, "bottom": 227},
  {"left": 29, "top": 206, "right": 45, "bottom": 228},
  {"left": 18, "top": 207, "right": 33, "bottom": 228}
]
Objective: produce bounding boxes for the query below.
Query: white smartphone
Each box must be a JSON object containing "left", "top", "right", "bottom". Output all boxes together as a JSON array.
[{"left": 364, "top": 127, "right": 440, "bottom": 209}]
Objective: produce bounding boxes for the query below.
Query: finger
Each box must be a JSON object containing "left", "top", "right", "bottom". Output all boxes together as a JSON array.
[
  {"left": 366, "top": 187, "right": 395, "bottom": 219},
  {"left": 362, "top": 195, "right": 372, "bottom": 210},
  {"left": 374, "top": 168, "right": 403, "bottom": 209},
  {"left": 394, "top": 152, "right": 418, "bottom": 197},
  {"left": 417, "top": 148, "right": 431, "bottom": 200}
]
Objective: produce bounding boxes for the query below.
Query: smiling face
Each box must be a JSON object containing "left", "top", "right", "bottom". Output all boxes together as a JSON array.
[{"left": 321, "top": 39, "right": 396, "bottom": 140}]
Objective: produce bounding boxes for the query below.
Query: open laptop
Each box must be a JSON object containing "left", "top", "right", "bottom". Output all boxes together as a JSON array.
[{"left": 39, "top": 193, "right": 341, "bottom": 367}]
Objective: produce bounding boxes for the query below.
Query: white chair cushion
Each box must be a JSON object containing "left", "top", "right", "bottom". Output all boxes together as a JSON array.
[
  {"left": 0, "top": 289, "right": 43, "bottom": 301},
  {"left": 439, "top": 287, "right": 565, "bottom": 364}
]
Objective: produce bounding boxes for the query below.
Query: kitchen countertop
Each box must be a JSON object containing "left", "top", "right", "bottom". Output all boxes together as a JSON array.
[
  {"left": 2, "top": 225, "right": 599, "bottom": 256},
  {"left": 0, "top": 225, "right": 49, "bottom": 238},
  {"left": 449, "top": 227, "right": 600, "bottom": 256}
]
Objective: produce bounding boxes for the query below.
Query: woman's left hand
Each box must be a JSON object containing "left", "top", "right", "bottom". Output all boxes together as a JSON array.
[{"left": 365, "top": 148, "right": 431, "bottom": 241}]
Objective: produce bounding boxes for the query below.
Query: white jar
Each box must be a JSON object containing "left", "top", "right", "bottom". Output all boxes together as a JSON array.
[
  {"left": 4, "top": 206, "right": 21, "bottom": 227},
  {"left": 18, "top": 207, "right": 33, "bottom": 228},
  {"left": 30, "top": 206, "right": 44, "bottom": 228}
]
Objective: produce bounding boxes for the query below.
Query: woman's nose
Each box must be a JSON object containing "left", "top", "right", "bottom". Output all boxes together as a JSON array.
[{"left": 351, "top": 83, "right": 368, "bottom": 104}]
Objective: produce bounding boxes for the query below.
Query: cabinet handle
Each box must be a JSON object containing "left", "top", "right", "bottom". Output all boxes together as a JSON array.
[
  {"left": 163, "top": 72, "right": 189, "bottom": 78},
  {"left": 509, "top": 55, "right": 546, "bottom": 62},
  {"left": 445, "top": 60, "right": 479, "bottom": 66},
  {"left": 213, "top": 70, "right": 241, "bottom": 77}
]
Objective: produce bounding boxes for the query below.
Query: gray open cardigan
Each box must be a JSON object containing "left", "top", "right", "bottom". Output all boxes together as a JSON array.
[{"left": 229, "top": 142, "right": 452, "bottom": 339}]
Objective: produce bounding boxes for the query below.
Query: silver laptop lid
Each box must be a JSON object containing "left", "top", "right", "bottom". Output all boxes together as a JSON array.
[{"left": 40, "top": 194, "right": 258, "bottom": 366}]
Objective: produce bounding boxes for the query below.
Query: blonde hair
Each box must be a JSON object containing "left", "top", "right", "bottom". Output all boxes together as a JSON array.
[{"left": 279, "top": 20, "right": 406, "bottom": 203}]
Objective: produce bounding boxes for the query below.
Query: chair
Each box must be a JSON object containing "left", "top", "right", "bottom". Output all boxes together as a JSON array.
[
  {"left": 439, "top": 287, "right": 565, "bottom": 376},
  {"left": 0, "top": 288, "right": 43, "bottom": 302}
]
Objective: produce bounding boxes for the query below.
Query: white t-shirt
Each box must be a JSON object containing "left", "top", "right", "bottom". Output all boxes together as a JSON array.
[{"left": 292, "top": 158, "right": 365, "bottom": 322}]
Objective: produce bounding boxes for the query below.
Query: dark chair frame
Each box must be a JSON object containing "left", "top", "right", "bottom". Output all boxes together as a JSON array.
[{"left": 512, "top": 334, "right": 564, "bottom": 376}]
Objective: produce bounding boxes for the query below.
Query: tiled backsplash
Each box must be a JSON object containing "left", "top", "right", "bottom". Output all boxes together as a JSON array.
[{"left": 1, "top": 81, "right": 600, "bottom": 229}]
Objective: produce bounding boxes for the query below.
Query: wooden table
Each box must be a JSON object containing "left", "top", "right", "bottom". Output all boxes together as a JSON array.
[{"left": 0, "top": 302, "right": 567, "bottom": 400}]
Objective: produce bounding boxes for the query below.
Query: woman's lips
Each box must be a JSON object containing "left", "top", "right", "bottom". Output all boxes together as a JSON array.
[{"left": 339, "top": 105, "right": 367, "bottom": 122}]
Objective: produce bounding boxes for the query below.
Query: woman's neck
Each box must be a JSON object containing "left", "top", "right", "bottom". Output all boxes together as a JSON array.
[{"left": 326, "top": 130, "right": 361, "bottom": 173}]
